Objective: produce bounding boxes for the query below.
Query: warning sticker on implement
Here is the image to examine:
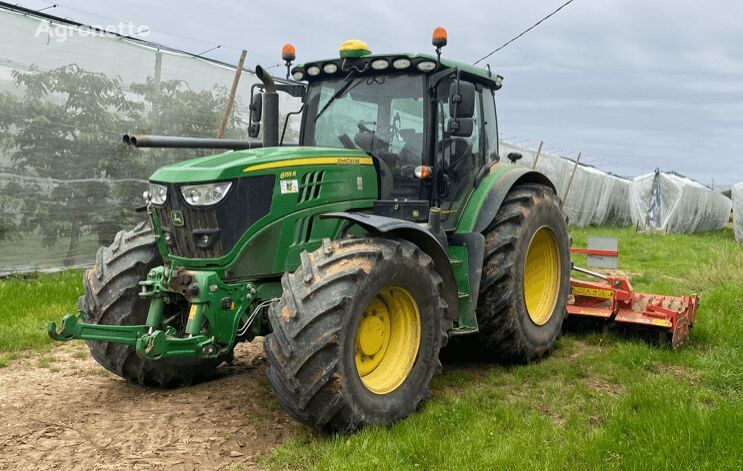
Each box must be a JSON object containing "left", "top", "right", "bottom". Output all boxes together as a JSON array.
[
  {"left": 572, "top": 286, "right": 614, "bottom": 299},
  {"left": 651, "top": 318, "right": 672, "bottom": 327},
  {"left": 188, "top": 304, "right": 198, "bottom": 320},
  {"left": 280, "top": 179, "right": 299, "bottom": 194}
]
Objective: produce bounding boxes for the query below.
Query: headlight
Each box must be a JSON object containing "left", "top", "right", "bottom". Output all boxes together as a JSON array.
[
  {"left": 323, "top": 63, "right": 338, "bottom": 74},
  {"left": 148, "top": 183, "right": 167, "bottom": 205},
  {"left": 181, "top": 182, "right": 232, "bottom": 206},
  {"left": 292, "top": 70, "right": 305, "bottom": 81}
]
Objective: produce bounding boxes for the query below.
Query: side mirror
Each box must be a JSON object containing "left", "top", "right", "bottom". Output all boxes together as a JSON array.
[
  {"left": 249, "top": 93, "right": 263, "bottom": 123},
  {"left": 248, "top": 123, "right": 261, "bottom": 138},
  {"left": 449, "top": 81, "right": 475, "bottom": 118},
  {"left": 447, "top": 118, "right": 473, "bottom": 137}
]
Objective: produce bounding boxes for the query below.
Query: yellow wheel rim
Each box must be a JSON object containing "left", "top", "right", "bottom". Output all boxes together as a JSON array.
[
  {"left": 523, "top": 226, "right": 561, "bottom": 325},
  {"left": 355, "top": 286, "right": 421, "bottom": 394}
]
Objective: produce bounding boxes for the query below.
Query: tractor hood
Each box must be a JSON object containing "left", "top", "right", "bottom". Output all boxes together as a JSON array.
[{"left": 150, "top": 146, "right": 371, "bottom": 184}]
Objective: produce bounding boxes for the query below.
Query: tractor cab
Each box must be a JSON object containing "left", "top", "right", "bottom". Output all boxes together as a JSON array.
[{"left": 284, "top": 37, "right": 504, "bottom": 228}]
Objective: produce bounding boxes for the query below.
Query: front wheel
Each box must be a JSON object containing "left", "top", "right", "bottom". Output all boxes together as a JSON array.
[{"left": 263, "top": 237, "right": 449, "bottom": 433}]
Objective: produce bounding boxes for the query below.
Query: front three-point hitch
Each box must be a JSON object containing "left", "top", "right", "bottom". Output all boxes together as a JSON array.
[{"left": 48, "top": 266, "right": 262, "bottom": 360}]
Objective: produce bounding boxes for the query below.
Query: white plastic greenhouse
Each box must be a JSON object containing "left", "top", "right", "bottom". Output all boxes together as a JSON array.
[
  {"left": 499, "top": 142, "right": 633, "bottom": 227},
  {"left": 629, "top": 170, "right": 732, "bottom": 234}
]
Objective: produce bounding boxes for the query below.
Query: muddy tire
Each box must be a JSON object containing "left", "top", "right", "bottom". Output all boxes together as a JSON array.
[
  {"left": 264, "top": 237, "right": 450, "bottom": 433},
  {"left": 79, "top": 221, "right": 230, "bottom": 387},
  {"left": 475, "top": 183, "right": 571, "bottom": 362}
]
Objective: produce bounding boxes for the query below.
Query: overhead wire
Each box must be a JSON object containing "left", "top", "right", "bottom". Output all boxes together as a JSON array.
[{"left": 473, "top": 0, "right": 576, "bottom": 65}]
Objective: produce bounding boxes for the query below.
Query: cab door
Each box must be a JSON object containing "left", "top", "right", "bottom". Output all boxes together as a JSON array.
[{"left": 435, "top": 78, "right": 485, "bottom": 230}]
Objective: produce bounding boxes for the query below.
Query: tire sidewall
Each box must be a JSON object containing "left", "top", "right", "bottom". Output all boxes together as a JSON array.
[
  {"left": 512, "top": 194, "right": 571, "bottom": 348},
  {"left": 338, "top": 249, "right": 442, "bottom": 422}
]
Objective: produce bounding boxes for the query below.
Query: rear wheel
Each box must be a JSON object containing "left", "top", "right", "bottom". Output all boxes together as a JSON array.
[
  {"left": 79, "top": 221, "right": 230, "bottom": 387},
  {"left": 264, "top": 237, "right": 449, "bottom": 432},
  {"left": 475, "top": 183, "right": 570, "bottom": 361}
]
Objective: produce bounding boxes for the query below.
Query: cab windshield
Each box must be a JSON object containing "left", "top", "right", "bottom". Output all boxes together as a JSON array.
[{"left": 302, "top": 74, "right": 426, "bottom": 199}]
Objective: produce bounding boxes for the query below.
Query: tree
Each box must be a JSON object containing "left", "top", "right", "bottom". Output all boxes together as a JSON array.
[
  {"left": 0, "top": 61, "right": 281, "bottom": 271},
  {"left": 0, "top": 64, "right": 141, "bottom": 266}
]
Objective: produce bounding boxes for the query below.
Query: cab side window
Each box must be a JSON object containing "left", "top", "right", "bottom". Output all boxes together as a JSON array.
[{"left": 482, "top": 88, "right": 499, "bottom": 162}]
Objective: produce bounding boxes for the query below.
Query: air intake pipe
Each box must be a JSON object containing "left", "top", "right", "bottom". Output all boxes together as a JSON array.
[{"left": 255, "top": 65, "right": 279, "bottom": 147}]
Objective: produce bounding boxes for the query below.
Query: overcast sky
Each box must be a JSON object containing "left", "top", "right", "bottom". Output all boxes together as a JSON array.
[{"left": 13, "top": 0, "right": 743, "bottom": 188}]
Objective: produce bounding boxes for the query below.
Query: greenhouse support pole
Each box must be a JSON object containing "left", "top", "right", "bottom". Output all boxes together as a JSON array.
[
  {"left": 217, "top": 49, "right": 248, "bottom": 140},
  {"left": 152, "top": 50, "right": 162, "bottom": 132},
  {"left": 531, "top": 141, "right": 543, "bottom": 169},
  {"left": 561, "top": 152, "right": 581, "bottom": 208}
]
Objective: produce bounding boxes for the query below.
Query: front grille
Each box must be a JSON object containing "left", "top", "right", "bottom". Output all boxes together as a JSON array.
[
  {"left": 154, "top": 175, "right": 275, "bottom": 259},
  {"left": 155, "top": 204, "right": 223, "bottom": 258}
]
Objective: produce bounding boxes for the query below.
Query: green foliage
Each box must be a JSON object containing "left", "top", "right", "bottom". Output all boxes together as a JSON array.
[
  {"left": 266, "top": 227, "right": 743, "bottom": 470},
  {"left": 0, "top": 65, "right": 142, "bottom": 263},
  {"left": 0, "top": 63, "right": 252, "bottom": 266}
]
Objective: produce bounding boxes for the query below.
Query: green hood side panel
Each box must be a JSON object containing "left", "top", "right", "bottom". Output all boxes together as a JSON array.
[
  {"left": 150, "top": 146, "right": 370, "bottom": 183},
  {"left": 148, "top": 146, "right": 379, "bottom": 274}
]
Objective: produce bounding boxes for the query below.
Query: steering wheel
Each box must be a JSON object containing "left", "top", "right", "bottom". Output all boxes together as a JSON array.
[
  {"left": 357, "top": 121, "right": 375, "bottom": 134},
  {"left": 327, "top": 114, "right": 357, "bottom": 140}
]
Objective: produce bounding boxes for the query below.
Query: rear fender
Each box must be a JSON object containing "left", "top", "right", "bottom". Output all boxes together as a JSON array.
[
  {"left": 457, "top": 164, "right": 556, "bottom": 234},
  {"left": 320, "top": 212, "right": 459, "bottom": 322}
]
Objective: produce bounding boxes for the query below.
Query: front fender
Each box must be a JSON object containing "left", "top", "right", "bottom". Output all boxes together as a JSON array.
[
  {"left": 456, "top": 163, "right": 556, "bottom": 234},
  {"left": 320, "top": 212, "right": 459, "bottom": 322}
]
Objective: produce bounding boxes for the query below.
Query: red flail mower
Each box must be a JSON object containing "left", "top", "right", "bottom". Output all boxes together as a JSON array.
[{"left": 567, "top": 240, "right": 700, "bottom": 348}]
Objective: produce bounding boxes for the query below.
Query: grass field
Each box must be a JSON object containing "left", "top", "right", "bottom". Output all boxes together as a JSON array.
[
  {"left": 267, "top": 227, "right": 743, "bottom": 470},
  {"left": 1, "top": 227, "right": 741, "bottom": 469},
  {"left": 0, "top": 269, "right": 82, "bottom": 359}
]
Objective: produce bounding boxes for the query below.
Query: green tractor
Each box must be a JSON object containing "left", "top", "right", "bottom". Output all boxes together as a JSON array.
[{"left": 49, "top": 32, "right": 570, "bottom": 432}]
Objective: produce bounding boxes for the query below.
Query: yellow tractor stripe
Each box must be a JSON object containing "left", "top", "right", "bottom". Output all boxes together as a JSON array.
[{"left": 243, "top": 157, "right": 373, "bottom": 173}]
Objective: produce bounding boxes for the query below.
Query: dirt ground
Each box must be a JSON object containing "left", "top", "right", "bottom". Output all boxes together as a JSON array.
[{"left": 0, "top": 340, "right": 300, "bottom": 470}]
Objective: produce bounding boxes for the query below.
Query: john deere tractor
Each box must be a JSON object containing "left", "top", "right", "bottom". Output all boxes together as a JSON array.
[{"left": 49, "top": 31, "right": 570, "bottom": 432}]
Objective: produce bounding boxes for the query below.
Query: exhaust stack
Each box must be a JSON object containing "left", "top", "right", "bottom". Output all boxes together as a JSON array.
[{"left": 255, "top": 65, "right": 279, "bottom": 148}]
